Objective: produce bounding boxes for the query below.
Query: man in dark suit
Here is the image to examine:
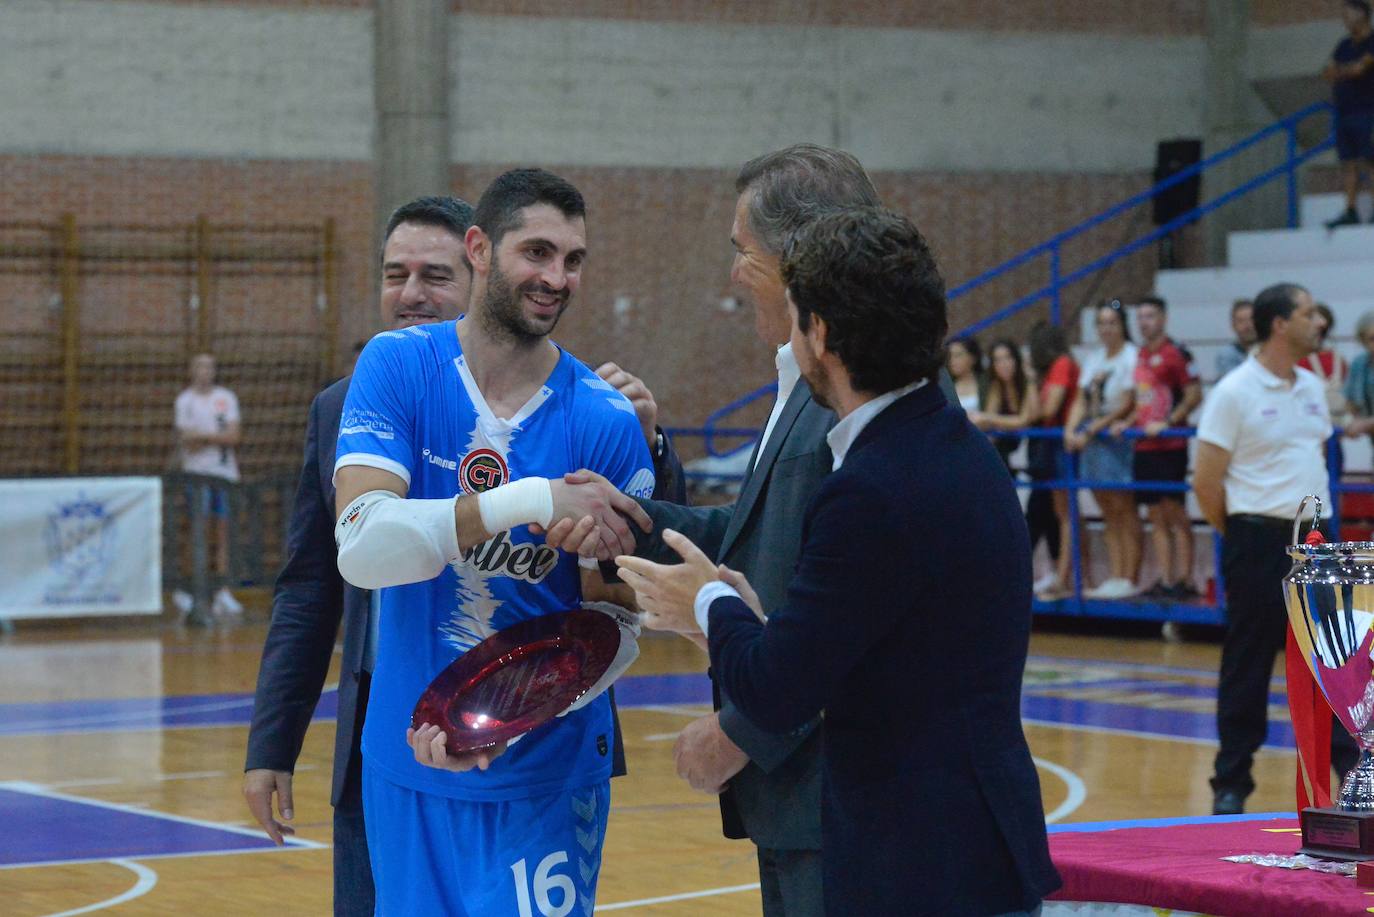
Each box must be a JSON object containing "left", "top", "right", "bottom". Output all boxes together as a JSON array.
[
  {"left": 618, "top": 207, "right": 1061, "bottom": 915},
  {"left": 551, "top": 145, "right": 957, "bottom": 915},
  {"left": 244, "top": 195, "right": 686, "bottom": 915},
  {"left": 243, "top": 196, "right": 477, "bottom": 917}
]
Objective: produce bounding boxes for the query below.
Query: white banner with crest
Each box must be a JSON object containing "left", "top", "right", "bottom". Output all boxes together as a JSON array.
[{"left": 0, "top": 477, "right": 162, "bottom": 619}]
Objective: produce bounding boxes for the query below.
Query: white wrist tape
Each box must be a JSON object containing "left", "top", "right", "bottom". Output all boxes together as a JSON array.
[
  {"left": 561, "top": 601, "right": 641, "bottom": 715},
  {"left": 335, "top": 490, "right": 460, "bottom": 590},
  {"left": 477, "top": 477, "right": 554, "bottom": 533}
]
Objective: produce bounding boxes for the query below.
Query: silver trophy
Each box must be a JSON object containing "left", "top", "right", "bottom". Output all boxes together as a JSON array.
[{"left": 1284, "top": 495, "right": 1374, "bottom": 857}]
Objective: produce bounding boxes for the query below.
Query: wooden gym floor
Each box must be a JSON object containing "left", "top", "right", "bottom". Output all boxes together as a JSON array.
[{"left": 0, "top": 605, "right": 1305, "bottom": 915}]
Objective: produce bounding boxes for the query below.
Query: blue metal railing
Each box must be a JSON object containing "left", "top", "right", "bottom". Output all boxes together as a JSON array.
[
  {"left": 667, "top": 380, "right": 777, "bottom": 461},
  {"left": 1001, "top": 426, "right": 1372, "bottom": 625},
  {"left": 951, "top": 101, "right": 1335, "bottom": 338}
]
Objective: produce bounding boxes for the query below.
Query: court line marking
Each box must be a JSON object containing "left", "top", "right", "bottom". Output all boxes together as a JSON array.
[
  {"left": 40, "top": 859, "right": 158, "bottom": 917},
  {"left": 0, "top": 780, "right": 327, "bottom": 872},
  {"left": 1033, "top": 757, "right": 1086, "bottom": 823},
  {"left": 595, "top": 881, "right": 761, "bottom": 911}
]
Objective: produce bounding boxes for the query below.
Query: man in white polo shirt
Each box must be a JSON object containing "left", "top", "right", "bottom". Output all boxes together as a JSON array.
[{"left": 1193, "top": 282, "right": 1353, "bottom": 815}]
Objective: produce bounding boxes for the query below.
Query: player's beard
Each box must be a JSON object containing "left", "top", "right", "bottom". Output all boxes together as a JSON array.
[{"left": 479, "top": 255, "right": 569, "bottom": 347}]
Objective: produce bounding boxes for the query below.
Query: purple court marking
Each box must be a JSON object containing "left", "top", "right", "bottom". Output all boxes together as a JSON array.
[
  {"left": 0, "top": 781, "right": 323, "bottom": 869},
  {"left": 0, "top": 692, "right": 338, "bottom": 737},
  {"left": 1022, "top": 693, "right": 1295, "bottom": 749},
  {"left": 0, "top": 672, "right": 1300, "bottom": 749},
  {"left": 612, "top": 673, "right": 712, "bottom": 708}
]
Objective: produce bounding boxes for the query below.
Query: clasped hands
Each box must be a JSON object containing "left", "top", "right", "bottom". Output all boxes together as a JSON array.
[{"left": 540, "top": 470, "right": 763, "bottom": 634}]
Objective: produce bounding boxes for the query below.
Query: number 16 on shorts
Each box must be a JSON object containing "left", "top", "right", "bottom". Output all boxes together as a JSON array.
[
  {"left": 512, "top": 851, "right": 584, "bottom": 917},
  {"left": 510, "top": 781, "right": 608, "bottom": 917}
]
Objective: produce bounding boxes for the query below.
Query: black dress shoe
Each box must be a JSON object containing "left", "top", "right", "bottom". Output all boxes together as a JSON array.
[{"left": 1212, "top": 789, "right": 1245, "bottom": 815}]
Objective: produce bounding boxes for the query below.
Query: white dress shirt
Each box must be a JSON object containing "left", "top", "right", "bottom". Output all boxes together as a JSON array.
[{"left": 753, "top": 343, "right": 801, "bottom": 470}]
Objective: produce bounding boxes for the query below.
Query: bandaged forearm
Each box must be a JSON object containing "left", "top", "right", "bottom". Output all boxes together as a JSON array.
[
  {"left": 477, "top": 477, "right": 553, "bottom": 533},
  {"left": 335, "top": 490, "right": 461, "bottom": 589}
]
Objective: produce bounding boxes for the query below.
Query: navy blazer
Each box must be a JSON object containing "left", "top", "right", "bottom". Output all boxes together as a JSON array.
[
  {"left": 707, "top": 383, "right": 1061, "bottom": 915},
  {"left": 246, "top": 374, "right": 688, "bottom": 805}
]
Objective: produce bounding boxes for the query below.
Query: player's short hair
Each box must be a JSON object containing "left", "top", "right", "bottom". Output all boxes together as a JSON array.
[
  {"left": 1253, "top": 282, "right": 1308, "bottom": 342},
  {"left": 474, "top": 169, "right": 586, "bottom": 248},
  {"left": 781, "top": 206, "right": 946, "bottom": 393},
  {"left": 1348, "top": 0, "right": 1371, "bottom": 18},
  {"left": 382, "top": 195, "right": 475, "bottom": 251},
  {"left": 1231, "top": 298, "right": 1253, "bottom": 315},
  {"left": 736, "top": 145, "right": 879, "bottom": 256},
  {"left": 1137, "top": 295, "right": 1167, "bottom": 312}
]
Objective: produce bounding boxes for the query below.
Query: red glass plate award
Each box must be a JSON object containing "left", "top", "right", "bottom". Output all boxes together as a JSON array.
[{"left": 411, "top": 608, "right": 623, "bottom": 755}]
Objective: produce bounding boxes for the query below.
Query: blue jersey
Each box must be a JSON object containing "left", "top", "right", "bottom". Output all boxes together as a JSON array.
[{"left": 336, "top": 320, "right": 654, "bottom": 800}]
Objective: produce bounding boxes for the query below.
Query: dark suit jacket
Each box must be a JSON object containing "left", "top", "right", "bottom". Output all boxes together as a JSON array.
[
  {"left": 707, "top": 383, "right": 1061, "bottom": 915},
  {"left": 246, "top": 375, "right": 688, "bottom": 806},
  {"left": 637, "top": 381, "right": 834, "bottom": 849}
]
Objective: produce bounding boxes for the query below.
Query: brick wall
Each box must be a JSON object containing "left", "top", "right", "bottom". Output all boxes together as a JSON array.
[
  {"left": 1252, "top": 1, "right": 1341, "bottom": 27},
  {"left": 0, "top": 153, "right": 1164, "bottom": 469}
]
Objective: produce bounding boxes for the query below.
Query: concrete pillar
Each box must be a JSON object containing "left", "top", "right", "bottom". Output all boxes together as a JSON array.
[
  {"left": 1201, "top": 0, "right": 1285, "bottom": 266},
  {"left": 373, "top": 0, "right": 451, "bottom": 247}
]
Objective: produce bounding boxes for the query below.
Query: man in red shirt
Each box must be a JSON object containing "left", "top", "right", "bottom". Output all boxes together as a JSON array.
[{"left": 1113, "top": 296, "right": 1202, "bottom": 599}]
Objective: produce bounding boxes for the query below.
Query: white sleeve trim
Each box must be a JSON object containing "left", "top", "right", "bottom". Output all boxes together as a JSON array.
[
  {"left": 333, "top": 453, "right": 412, "bottom": 488},
  {"left": 694, "top": 581, "right": 741, "bottom": 638}
]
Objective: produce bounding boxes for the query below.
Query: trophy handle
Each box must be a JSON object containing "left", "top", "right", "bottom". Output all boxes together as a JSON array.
[{"left": 1293, "top": 494, "right": 1323, "bottom": 545}]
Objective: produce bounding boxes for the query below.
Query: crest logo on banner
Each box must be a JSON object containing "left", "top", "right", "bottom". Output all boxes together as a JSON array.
[
  {"left": 459, "top": 448, "right": 508, "bottom": 493},
  {"left": 44, "top": 494, "right": 114, "bottom": 594}
]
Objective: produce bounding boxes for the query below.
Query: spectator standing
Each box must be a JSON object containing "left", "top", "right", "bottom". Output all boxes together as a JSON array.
[
  {"left": 1300, "top": 303, "right": 1350, "bottom": 421},
  {"left": 1343, "top": 310, "right": 1374, "bottom": 444},
  {"left": 1323, "top": 0, "right": 1374, "bottom": 230},
  {"left": 947, "top": 337, "right": 984, "bottom": 414},
  {"left": 1065, "top": 300, "right": 1142, "bottom": 598},
  {"left": 1029, "top": 322, "right": 1082, "bottom": 601},
  {"left": 975, "top": 340, "right": 1058, "bottom": 575},
  {"left": 173, "top": 352, "right": 242, "bottom": 616},
  {"left": 1192, "top": 282, "right": 1355, "bottom": 814},
  {"left": 1214, "top": 299, "right": 1255, "bottom": 380},
  {"left": 974, "top": 339, "right": 1039, "bottom": 472},
  {"left": 1115, "top": 296, "right": 1202, "bottom": 599}
]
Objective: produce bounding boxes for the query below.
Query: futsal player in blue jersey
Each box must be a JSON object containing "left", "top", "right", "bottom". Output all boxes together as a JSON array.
[{"left": 333, "top": 169, "right": 656, "bottom": 916}]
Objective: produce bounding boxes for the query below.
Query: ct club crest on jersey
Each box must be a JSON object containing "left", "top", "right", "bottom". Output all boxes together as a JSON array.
[{"left": 459, "top": 448, "right": 508, "bottom": 494}]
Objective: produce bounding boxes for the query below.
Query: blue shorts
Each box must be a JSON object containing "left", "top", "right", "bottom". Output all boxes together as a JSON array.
[
  {"left": 183, "top": 483, "right": 230, "bottom": 518},
  {"left": 363, "top": 764, "right": 611, "bottom": 917},
  {"left": 1080, "top": 437, "right": 1133, "bottom": 486},
  {"left": 1335, "top": 111, "right": 1374, "bottom": 162}
]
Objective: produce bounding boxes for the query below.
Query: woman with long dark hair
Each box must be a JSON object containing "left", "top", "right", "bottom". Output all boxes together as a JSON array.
[
  {"left": 972, "top": 339, "right": 1038, "bottom": 470},
  {"left": 947, "top": 337, "right": 985, "bottom": 414}
]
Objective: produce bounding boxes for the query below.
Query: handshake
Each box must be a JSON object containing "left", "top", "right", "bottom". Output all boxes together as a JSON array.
[{"left": 537, "top": 469, "right": 655, "bottom": 561}]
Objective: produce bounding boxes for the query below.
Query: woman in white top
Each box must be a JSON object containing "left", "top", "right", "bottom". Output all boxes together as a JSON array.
[
  {"left": 1064, "top": 300, "right": 1142, "bottom": 599},
  {"left": 947, "top": 337, "right": 984, "bottom": 414}
]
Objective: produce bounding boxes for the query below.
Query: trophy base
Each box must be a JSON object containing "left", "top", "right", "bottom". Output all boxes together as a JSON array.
[{"left": 1298, "top": 807, "right": 1374, "bottom": 860}]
